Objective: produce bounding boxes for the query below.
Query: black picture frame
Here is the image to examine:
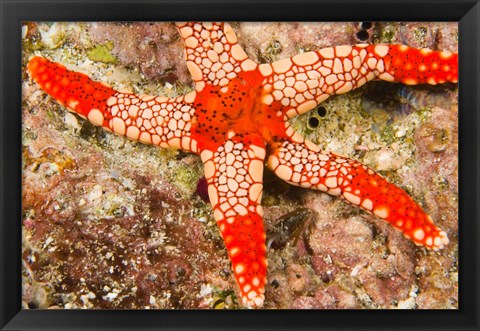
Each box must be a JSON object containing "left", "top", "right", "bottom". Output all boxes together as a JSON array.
[{"left": 1, "top": 0, "right": 479, "bottom": 330}]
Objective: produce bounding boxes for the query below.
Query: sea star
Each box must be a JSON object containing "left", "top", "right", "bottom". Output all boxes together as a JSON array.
[{"left": 27, "top": 22, "right": 457, "bottom": 308}]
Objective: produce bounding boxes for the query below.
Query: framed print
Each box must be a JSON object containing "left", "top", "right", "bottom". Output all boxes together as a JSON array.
[{"left": 1, "top": 0, "right": 479, "bottom": 330}]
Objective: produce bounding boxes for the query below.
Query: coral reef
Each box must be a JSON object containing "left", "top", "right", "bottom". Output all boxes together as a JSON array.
[{"left": 22, "top": 22, "right": 457, "bottom": 309}]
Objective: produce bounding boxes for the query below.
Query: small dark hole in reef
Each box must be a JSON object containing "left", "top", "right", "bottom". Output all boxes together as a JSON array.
[
  {"left": 356, "top": 29, "right": 370, "bottom": 41},
  {"left": 308, "top": 116, "right": 320, "bottom": 128},
  {"left": 361, "top": 22, "right": 373, "bottom": 29},
  {"left": 27, "top": 302, "right": 39, "bottom": 309},
  {"left": 317, "top": 106, "right": 327, "bottom": 117}
]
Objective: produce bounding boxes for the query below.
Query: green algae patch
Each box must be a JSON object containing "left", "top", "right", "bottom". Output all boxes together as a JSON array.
[
  {"left": 374, "top": 24, "right": 396, "bottom": 44},
  {"left": 172, "top": 164, "right": 202, "bottom": 194},
  {"left": 87, "top": 42, "right": 118, "bottom": 64}
]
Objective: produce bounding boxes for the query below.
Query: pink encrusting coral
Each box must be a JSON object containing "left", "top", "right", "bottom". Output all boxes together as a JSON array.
[{"left": 22, "top": 22, "right": 458, "bottom": 309}]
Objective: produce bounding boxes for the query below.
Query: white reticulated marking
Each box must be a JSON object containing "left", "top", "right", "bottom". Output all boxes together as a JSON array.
[
  {"left": 315, "top": 94, "right": 329, "bottom": 104},
  {"left": 276, "top": 164, "right": 293, "bottom": 180},
  {"left": 107, "top": 96, "right": 117, "bottom": 106},
  {"left": 294, "top": 81, "right": 308, "bottom": 92},
  {"left": 262, "top": 94, "right": 274, "bottom": 105},
  {"left": 249, "top": 183, "right": 262, "bottom": 202},
  {"left": 207, "top": 49, "right": 219, "bottom": 63},
  {"left": 343, "top": 58, "right": 353, "bottom": 72},
  {"left": 272, "top": 58, "right": 292, "bottom": 74},
  {"left": 250, "top": 145, "right": 265, "bottom": 159},
  {"left": 335, "top": 45, "right": 352, "bottom": 57},
  {"left": 297, "top": 100, "right": 317, "bottom": 115},
  {"left": 306, "top": 79, "right": 319, "bottom": 89},
  {"left": 343, "top": 192, "right": 361, "bottom": 205},
  {"left": 317, "top": 153, "right": 329, "bottom": 162},
  {"left": 325, "top": 177, "right": 337, "bottom": 188},
  {"left": 241, "top": 59, "right": 257, "bottom": 72},
  {"left": 290, "top": 156, "right": 300, "bottom": 165},
  {"left": 226, "top": 166, "right": 236, "bottom": 178},
  {"left": 180, "top": 26, "right": 193, "bottom": 38},
  {"left": 208, "top": 185, "right": 218, "bottom": 206},
  {"left": 227, "top": 178, "right": 239, "bottom": 192},
  {"left": 361, "top": 198, "right": 373, "bottom": 210},
  {"left": 336, "top": 81, "right": 353, "bottom": 94},
  {"left": 438, "top": 231, "right": 449, "bottom": 245},
  {"left": 184, "top": 91, "right": 196, "bottom": 103},
  {"left": 292, "top": 52, "right": 319, "bottom": 66},
  {"left": 425, "top": 237, "right": 433, "bottom": 247},
  {"left": 230, "top": 247, "right": 240, "bottom": 257},
  {"left": 112, "top": 117, "right": 126, "bottom": 135},
  {"left": 323, "top": 59, "right": 333, "bottom": 68},
  {"left": 225, "top": 130, "right": 235, "bottom": 140},
  {"left": 88, "top": 109, "right": 104, "bottom": 126},
  {"left": 273, "top": 80, "right": 286, "bottom": 90},
  {"left": 67, "top": 99, "right": 80, "bottom": 110},
  {"left": 235, "top": 264, "right": 245, "bottom": 274},
  {"left": 304, "top": 140, "right": 320, "bottom": 152},
  {"left": 200, "top": 150, "right": 214, "bottom": 163},
  {"left": 374, "top": 45, "right": 389, "bottom": 57},
  {"left": 259, "top": 64, "right": 273, "bottom": 76},
  {"left": 234, "top": 204, "right": 248, "bottom": 215},
  {"left": 226, "top": 153, "right": 235, "bottom": 165},
  {"left": 325, "top": 74, "right": 338, "bottom": 85},
  {"left": 283, "top": 87, "right": 296, "bottom": 98},
  {"left": 187, "top": 61, "right": 203, "bottom": 81},
  {"left": 267, "top": 155, "right": 280, "bottom": 170},
  {"left": 247, "top": 291, "right": 257, "bottom": 300},
  {"left": 225, "top": 141, "right": 234, "bottom": 153},
  {"left": 213, "top": 208, "right": 223, "bottom": 221},
  {"left": 373, "top": 206, "right": 389, "bottom": 219},
  {"left": 378, "top": 72, "right": 394, "bottom": 82},
  {"left": 328, "top": 188, "right": 341, "bottom": 196},
  {"left": 224, "top": 24, "right": 238, "bottom": 43},
  {"left": 139, "top": 132, "right": 151, "bottom": 144},
  {"left": 204, "top": 160, "right": 215, "bottom": 179},
  {"left": 249, "top": 160, "right": 264, "bottom": 182},
  {"left": 413, "top": 228, "right": 425, "bottom": 241},
  {"left": 254, "top": 296, "right": 264, "bottom": 307},
  {"left": 376, "top": 60, "right": 385, "bottom": 72},
  {"left": 126, "top": 126, "right": 140, "bottom": 140},
  {"left": 419, "top": 48, "right": 433, "bottom": 56},
  {"left": 291, "top": 131, "right": 304, "bottom": 144},
  {"left": 367, "top": 58, "right": 377, "bottom": 70},
  {"left": 185, "top": 36, "right": 199, "bottom": 48},
  {"left": 439, "top": 51, "right": 453, "bottom": 59},
  {"left": 319, "top": 47, "right": 334, "bottom": 59},
  {"left": 231, "top": 44, "right": 248, "bottom": 61}
]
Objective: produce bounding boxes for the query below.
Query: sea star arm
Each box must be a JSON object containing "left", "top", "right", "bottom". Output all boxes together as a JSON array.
[
  {"left": 260, "top": 44, "right": 458, "bottom": 118},
  {"left": 199, "top": 135, "right": 267, "bottom": 308},
  {"left": 176, "top": 22, "right": 258, "bottom": 91},
  {"left": 266, "top": 135, "right": 449, "bottom": 250},
  {"left": 27, "top": 56, "right": 199, "bottom": 153}
]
